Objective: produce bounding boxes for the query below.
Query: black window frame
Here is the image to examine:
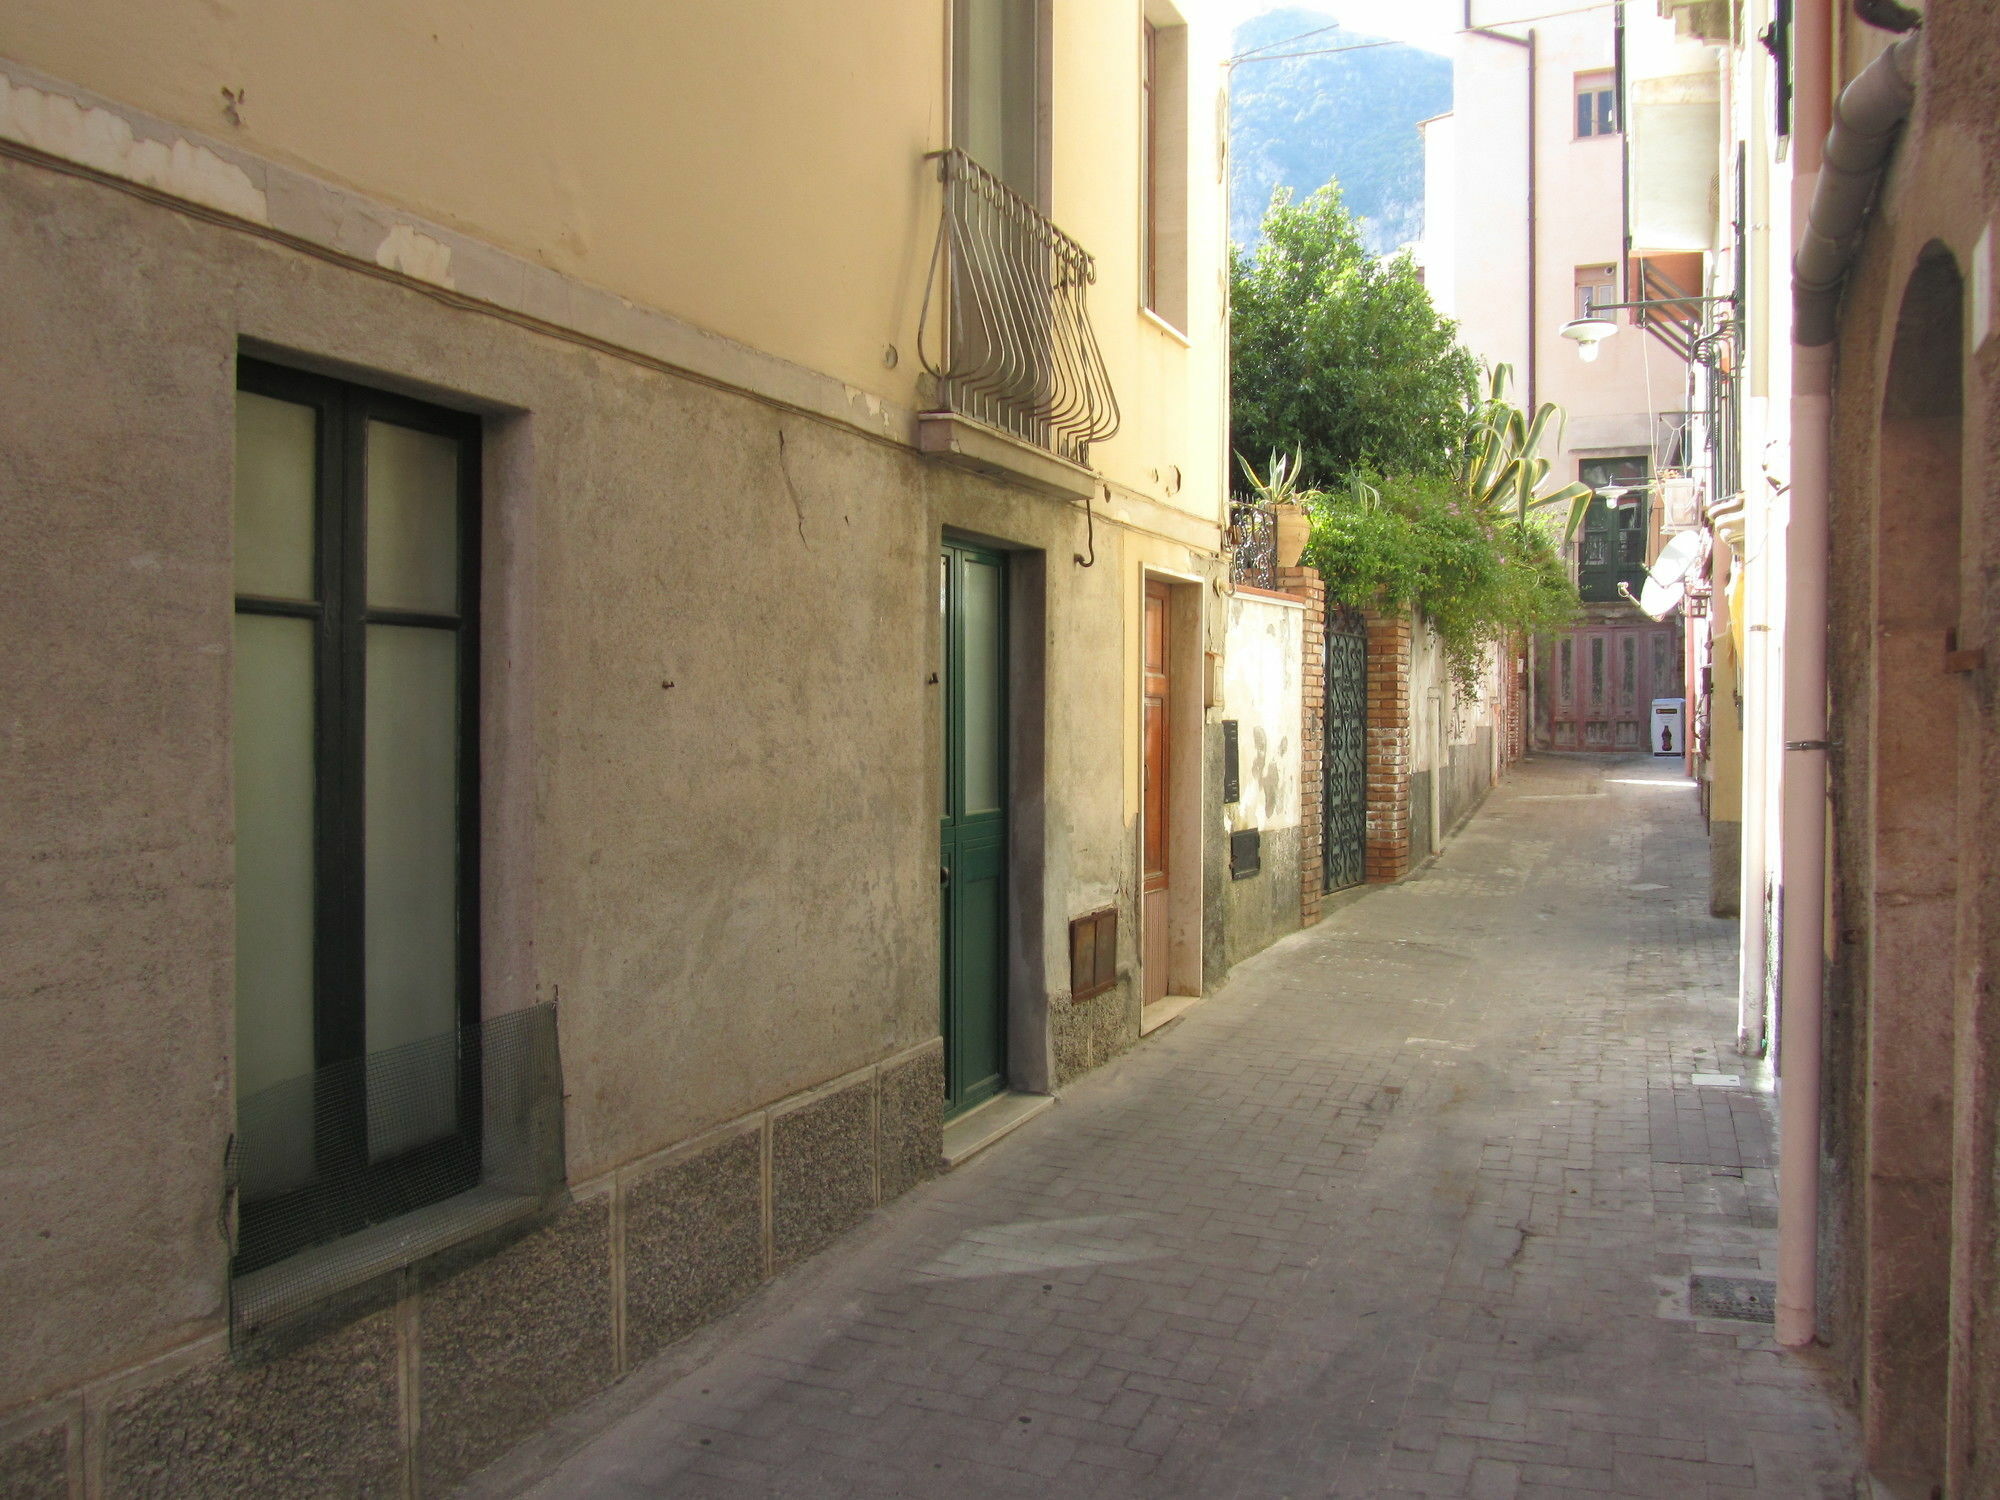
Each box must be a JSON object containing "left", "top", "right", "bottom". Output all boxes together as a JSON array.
[{"left": 232, "top": 355, "right": 484, "bottom": 1274}]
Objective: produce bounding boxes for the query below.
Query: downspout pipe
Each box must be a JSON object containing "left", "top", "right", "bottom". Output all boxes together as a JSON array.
[
  {"left": 1792, "top": 32, "right": 1921, "bottom": 345},
  {"left": 1773, "top": 11, "right": 1920, "bottom": 1352}
]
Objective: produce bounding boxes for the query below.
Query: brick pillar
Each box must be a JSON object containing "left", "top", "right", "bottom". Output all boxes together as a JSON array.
[
  {"left": 1279, "top": 566, "right": 1326, "bottom": 926},
  {"left": 1363, "top": 609, "right": 1413, "bottom": 883}
]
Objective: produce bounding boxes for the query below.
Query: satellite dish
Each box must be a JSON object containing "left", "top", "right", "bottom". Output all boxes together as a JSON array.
[
  {"left": 1649, "top": 531, "right": 1703, "bottom": 586},
  {"left": 1638, "top": 574, "right": 1685, "bottom": 620},
  {"left": 1636, "top": 532, "right": 1703, "bottom": 620}
]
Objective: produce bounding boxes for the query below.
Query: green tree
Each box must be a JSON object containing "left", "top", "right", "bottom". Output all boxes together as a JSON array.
[{"left": 1230, "top": 184, "right": 1476, "bottom": 486}]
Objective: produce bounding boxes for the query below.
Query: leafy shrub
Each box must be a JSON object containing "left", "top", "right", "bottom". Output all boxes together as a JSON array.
[{"left": 1303, "top": 473, "right": 1579, "bottom": 698}]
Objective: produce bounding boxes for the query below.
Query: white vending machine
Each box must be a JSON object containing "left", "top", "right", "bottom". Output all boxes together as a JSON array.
[{"left": 1651, "top": 698, "right": 1685, "bottom": 756}]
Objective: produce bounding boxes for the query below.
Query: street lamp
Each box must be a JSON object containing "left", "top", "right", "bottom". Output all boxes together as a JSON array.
[
  {"left": 1560, "top": 316, "right": 1621, "bottom": 361},
  {"left": 1559, "top": 294, "right": 1738, "bottom": 362}
]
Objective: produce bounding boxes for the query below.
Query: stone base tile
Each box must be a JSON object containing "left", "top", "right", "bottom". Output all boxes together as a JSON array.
[
  {"left": 771, "top": 1080, "right": 875, "bottom": 1270},
  {"left": 104, "top": 1315, "right": 401, "bottom": 1500},
  {"left": 1052, "top": 981, "right": 1138, "bottom": 1087},
  {"left": 623, "top": 1128, "right": 765, "bottom": 1366},
  {"left": 0, "top": 1420, "right": 70, "bottom": 1500},
  {"left": 877, "top": 1046, "right": 946, "bottom": 1203},
  {"left": 417, "top": 1196, "right": 614, "bottom": 1493}
]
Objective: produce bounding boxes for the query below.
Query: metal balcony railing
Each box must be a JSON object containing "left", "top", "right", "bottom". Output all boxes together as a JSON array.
[{"left": 917, "top": 148, "right": 1120, "bottom": 467}]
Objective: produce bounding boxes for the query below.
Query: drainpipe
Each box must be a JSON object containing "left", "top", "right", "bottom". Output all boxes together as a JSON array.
[
  {"left": 1465, "top": 1, "right": 1537, "bottom": 413},
  {"left": 1773, "top": 8, "right": 1920, "bottom": 1351}
]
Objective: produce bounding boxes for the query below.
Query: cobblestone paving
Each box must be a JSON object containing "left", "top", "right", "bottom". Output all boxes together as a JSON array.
[{"left": 465, "top": 754, "right": 1861, "bottom": 1499}]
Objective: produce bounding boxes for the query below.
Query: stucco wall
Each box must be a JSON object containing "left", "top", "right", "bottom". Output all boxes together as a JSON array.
[
  {"left": 0, "top": 2, "right": 1228, "bottom": 528},
  {"left": 1218, "top": 591, "right": 1305, "bottom": 967},
  {"left": 0, "top": 151, "right": 1217, "bottom": 1426},
  {"left": 1407, "top": 619, "right": 1504, "bottom": 862}
]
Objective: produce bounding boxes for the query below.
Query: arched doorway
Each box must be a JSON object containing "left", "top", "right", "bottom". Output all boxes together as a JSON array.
[{"left": 1862, "top": 244, "right": 1964, "bottom": 1486}]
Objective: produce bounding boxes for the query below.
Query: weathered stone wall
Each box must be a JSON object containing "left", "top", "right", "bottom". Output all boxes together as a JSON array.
[
  {"left": 0, "top": 1048, "right": 943, "bottom": 1494},
  {"left": 1817, "top": 1, "right": 2000, "bottom": 1489}
]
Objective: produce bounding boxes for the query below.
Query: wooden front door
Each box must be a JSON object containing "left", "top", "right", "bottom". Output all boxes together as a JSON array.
[
  {"left": 1142, "top": 580, "right": 1171, "bottom": 1007},
  {"left": 939, "top": 543, "right": 1009, "bottom": 1115}
]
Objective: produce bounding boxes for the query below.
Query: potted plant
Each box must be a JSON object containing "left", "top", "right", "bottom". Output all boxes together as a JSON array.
[{"left": 1240, "top": 449, "right": 1312, "bottom": 567}]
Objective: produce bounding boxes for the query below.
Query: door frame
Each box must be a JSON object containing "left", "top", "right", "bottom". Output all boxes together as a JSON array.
[
  {"left": 936, "top": 531, "right": 1052, "bottom": 1103},
  {"left": 1138, "top": 567, "right": 1205, "bottom": 1008}
]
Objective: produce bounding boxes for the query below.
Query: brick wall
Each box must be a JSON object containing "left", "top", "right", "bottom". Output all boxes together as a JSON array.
[
  {"left": 1279, "top": 566, "right": 1326, "bottom": 926},
  {"left": 1363, "top": 610, "right": 1413, "bottom": 883}
]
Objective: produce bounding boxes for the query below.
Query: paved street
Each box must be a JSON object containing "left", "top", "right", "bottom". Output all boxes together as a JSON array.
[{"left": 464, "top": 754, "right": 1861, "bottom": 1499}]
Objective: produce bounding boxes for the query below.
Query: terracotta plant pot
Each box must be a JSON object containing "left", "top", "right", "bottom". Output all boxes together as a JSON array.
[{"left": 1271, "top": 501, "right": 1311, "bottom": 568}]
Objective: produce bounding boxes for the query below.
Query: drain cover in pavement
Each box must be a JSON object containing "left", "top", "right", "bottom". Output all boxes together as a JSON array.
[{"left": 1689, "top": 1274, "right": 1776, "bottom": 1323}]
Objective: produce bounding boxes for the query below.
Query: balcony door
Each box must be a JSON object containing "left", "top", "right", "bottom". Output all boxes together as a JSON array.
[{"left": 953, "top": 0, "right": 1039, "bottom": 201}]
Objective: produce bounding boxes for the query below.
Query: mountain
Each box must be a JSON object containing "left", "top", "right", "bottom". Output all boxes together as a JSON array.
[{"left": 1229, "top": 11, "right": 1453, "bottom": 255}]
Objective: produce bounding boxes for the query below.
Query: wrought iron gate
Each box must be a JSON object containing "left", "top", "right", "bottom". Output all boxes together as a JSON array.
[{"left": 1323, "top": 606, "right": 1368, "bottom": 891}]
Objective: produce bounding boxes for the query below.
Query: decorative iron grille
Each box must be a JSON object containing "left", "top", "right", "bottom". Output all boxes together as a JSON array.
[
  {"left": 917, "top": 148, "right": 1120, "bottom": 466},
  {"left": 1228, "top": 498, "right": 1278, "bottom": 591},
  {"left": 1323, "top": 606, "right": 1369, "bottom": 892}
]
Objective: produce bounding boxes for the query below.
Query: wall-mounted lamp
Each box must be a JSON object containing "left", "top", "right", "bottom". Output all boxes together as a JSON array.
[
  {"left": 1558, "top": 294, "right": 1738, "bottom": 362},
  {"left": 1560, "top": 316, "right": 1621, "bottom": 361}
]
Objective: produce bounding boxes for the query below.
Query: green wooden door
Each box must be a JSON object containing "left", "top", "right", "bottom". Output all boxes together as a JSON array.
[{"left": 939, "top": 542, "right": 1009, "bottom": 1116}]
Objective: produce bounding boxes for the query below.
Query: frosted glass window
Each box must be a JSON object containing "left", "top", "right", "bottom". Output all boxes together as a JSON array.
[
  {"left": 234, "top": 393, "right": 317, "bottom": 601},
  {"left": 365, "top": 625, "right": 461, "bottom": 1158},
  {"left": 961, "top": 557, "right": 1005, "bottom": 814},
  {"left": 366, "top": 421, "right": 460, "bottom": 614},
  {"left": 234, "top": 613, "right": 317, "bottom": 1197}
]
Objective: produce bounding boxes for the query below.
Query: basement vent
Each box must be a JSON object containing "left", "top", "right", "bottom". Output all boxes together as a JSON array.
[
  {"left": 1068, "top": 907, "right": 1118, "bottom": 1000},
  {"left": 1230, "top": 828, "right": 1262, "bottom": 880}
]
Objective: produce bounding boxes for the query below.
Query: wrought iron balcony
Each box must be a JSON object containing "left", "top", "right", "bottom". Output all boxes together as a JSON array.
[
  {"left": 917, "top": 148, "right": 1120, "bottom": 470},
  {"left": 1228, "top": 498, "right": 1278, "bottom": 591}
]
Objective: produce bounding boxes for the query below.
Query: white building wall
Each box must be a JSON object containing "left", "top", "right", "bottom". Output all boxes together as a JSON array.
[{"left": 1450, "top": 3, "right": 1693, "bottom": 493}]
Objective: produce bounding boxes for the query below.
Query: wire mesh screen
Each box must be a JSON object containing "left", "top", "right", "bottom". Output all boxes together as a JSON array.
[{"left": 228, "top": 1002, "right": 564, "bottom": 1344}]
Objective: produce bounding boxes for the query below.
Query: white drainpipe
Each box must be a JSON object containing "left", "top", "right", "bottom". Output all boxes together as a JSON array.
[
  {"left": 1774, "top": 13, "right": 1921, "bottom": 1350},
  {"left": 1736, "top": 483, "right": 1770, "bottom": 1054}
]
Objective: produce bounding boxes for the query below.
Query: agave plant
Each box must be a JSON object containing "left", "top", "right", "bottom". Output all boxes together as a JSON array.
[
  {"left": 1459, "top": 364, "right": 1596, "bottom": 540},
  {"left": 1237, "top": 447, "right": 1310, "bottom": 507}
]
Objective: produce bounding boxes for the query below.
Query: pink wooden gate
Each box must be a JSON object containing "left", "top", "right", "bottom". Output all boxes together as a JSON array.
[{"left": 1542, "top": 622, "right": 1681, "bottom": 751}]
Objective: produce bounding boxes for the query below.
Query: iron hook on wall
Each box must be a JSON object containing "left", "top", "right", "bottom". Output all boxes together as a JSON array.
[{"left": 1074, "top": 485, "right": 1103, "bottom": 568}]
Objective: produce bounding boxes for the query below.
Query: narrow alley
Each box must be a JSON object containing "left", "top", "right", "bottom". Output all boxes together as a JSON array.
[{"left": 465, "top": 755, "right": 1858, "bottom": 1500}]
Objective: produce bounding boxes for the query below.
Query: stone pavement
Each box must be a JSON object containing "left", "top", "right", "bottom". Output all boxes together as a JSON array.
[{"left": 462, "top": 754, "right": 1862, "bottom": 1499}]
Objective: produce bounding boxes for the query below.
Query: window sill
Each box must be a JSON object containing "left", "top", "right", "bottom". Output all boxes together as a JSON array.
[
  {"left": 916, "top": 411, "right": 1098, "bottom": 500},
  {"left": 231, "top": 1183, "right": 549, "bottom": 1344},
  {"left": 1139, "top": 306, "right": 1192, "bottom": 346}
]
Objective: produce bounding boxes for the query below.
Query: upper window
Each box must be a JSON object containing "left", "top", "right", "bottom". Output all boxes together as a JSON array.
[
  {"left": 232, "top": 357, "right": 481, "bottom": 1274},
  {"left": 1143, "top": 12, "right": 1190, "bottom": 332},
  {"left": 1575, "top": 70, "right": 1618, "bottom": 137},
  {"left": 1575, "top": 263, "right": 1617, "bottom": 319}
]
